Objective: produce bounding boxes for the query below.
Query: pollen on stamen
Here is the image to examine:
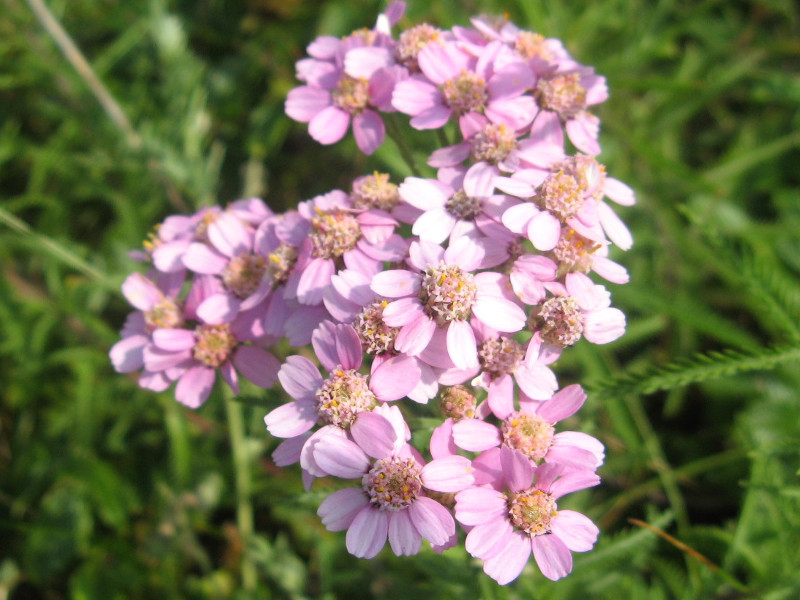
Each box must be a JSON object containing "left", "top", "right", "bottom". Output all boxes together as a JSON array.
[
  {"left": 221, "top": 254, "right": 267, "bottom": 299},
  {"left": 395, "top": 23, "right": 442, "bottom": 72},
  {"left": 501, "top": 411, "right": 555, "bottom": 462},
  {"left": 418, "top": 263, "right": 478, "bottom": 326},
  {"left": 333, "top": 76, "right": 370, "bottom": 116},
  {"left": 470, "top": 123, "right": 518, "bottom": 166},
  {"left": 352, "top": 301, "right": 399, "bottom": 355},
  {"left": 350, "top": 172, "right": 400, "bottom": 211},
  {"left": 529, "top": 295, "right": 584, "bottom": 348},
  {"left": 315, "top": 368, "right": 377, "bottom": 428},
  {"left": 507, "top": 488, "right": 558, "bottom": 536},
  {"left": 362, "top": 456, "right": 423, "bottom": 511},
  {"left": 193, "top": 324, "right": 237, "bottom": 368},
  {"left": 266, "top": 243, "right": 299, "bottom": 287},
  {"left": 443, "top": 70, "right": 488, "bottom": 116},
  {"left": 439, "top": 385, "right": 477, "bottom": 421},
  {"left": 513, "top": 32, "right": 554, "bottom": 62},
  {"left": 534, "top": 72, "right": 587, "bottom": 121},
  {"left": 310, "top": 210, "right": 362, "bottom": 260},
  {"left": 144, "top": 297, "right": 184, "bottom": 330},
  {"left": 552, "top": 228, "right": 600, "bottom": 276},
  {"left": 537, "top": 170, "right": 585, "bottom": 221},
  {"left": 445, "top": 190, "right": 483, "bottom": 221},
  {"left": 478, "top": 337, "right": 525, "bottom": 380}
]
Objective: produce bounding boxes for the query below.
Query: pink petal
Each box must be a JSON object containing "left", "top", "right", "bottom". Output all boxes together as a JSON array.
[
  {"left": 482, "top": 530, "right": 532, "bottom": 585},
  {"left": 297, "top": 257, "right": 336, "bottom": 305},
  {"left": 308, "top": 105, "right": 350, "bottom": 145},
  {"left": 531, "top": 533, "right": 573, "bottom": 581},
  {"left": 527, "top": 210, "right": 561, "bottom": 251},
  {"left": 271, "top": 432, "right": 310, "bottom": 467},
  {"left": 152, "top": 328, "right": 196, "bottom": 351},
  {"left": 344, "top": 46, "right": 393, "bottom": 79},
  {"left": 412, "top": 208, "right": 456, "bottom": 243},
  {"left": 410, "top": 105, "right": 453, "bottom": 130},
  {"left": 175, "top": 365, "right": 216, "bottom": 409},
  {"left": 392, "top": 79, "right": 440, "bottom": 116},
  {"left": 196, "top": 293, "right": 240, "bottom": 325},
  {"left": 418, "top": 43, "right": 470, "bottom": 85},
  {"left": 446, "top": 320, "right": 478, "bottom": 370},
  {"left": 584, "top": 307, "right": 626, "bottom": 344},
  {"left": 536, "top": 383, "right": 585, "bottom": 422},
  {"left": 334, "top": 322, "right": 364, "bottom": 371},
  {"left": 370, "top": 355, "right": 421, "bottom": 401},
  {"left": 465, "top": 519, "right": 514, "bottom": 559},
  {"left": 350, "top": 412, "right": 397, "bottom": 459},
  {"left": 597, "top": 201, "right": 633, "bottom": 250},
  {"left": 382, "top": 297, "right": 425, "bottom": 326},
  {"left": 473, "top": 295, "right": 526, "bottom": 333},
  {"left": 408, "top": 496, "right": 455, "bottom": 546},
  {"left": 121, "top": 273, "right": 161, "bottom": 311},
  {"left": 394, "top": 314, "right": 436, "bottom": 356},
  {"left": 109, "top": 334, "right": 147, "bottom": 373},
  {"left": 514, "top": 364, "right": 558, "bottom": 401},
  {"left": 421, "top": 455, "right": 474, "bottom": 493},
  {"left": 388, "top": 510, "right": 422, "bottom": 556},
  {"left": 566, "top": 114, "right": 601, "bottom": 156},
  {"left": 313, "top": 436, "right": 370, "bottom": 479},
  {"left": 352, "top": 110, "right": 385, "bottom": 155},
  {"left": 182, "top": 242, "right": 228, "bottom": 274},
  {"left": 429, "top": 419, "right": 458, "bottom": 460},
  {"left": 398, "top": 177, "right": 448, "bottom": 209},
  {"left": 452, "top": 419, "right": 501, "bottom": 452},
  {"left": 263, "top": 400, "right": 317, "bottom": 438},
  {"left": 208, "top": 213, "right": 250, "bottom": 257},
  {"left": 500, "top": 445, "right": 535, "bottom": 492},
  {"left": 232, "top": 346, "right": 279, "bottom": 388},
  {"left": 346, "top": 507, "right": 388, "bottom": 558},
  {"left": 277, "top": 355, "right": 323, "bottom": 402},
  {"left": 318, "top": 487, "right": 370, "bottom": 531},
  {"left": 550, "top": 510, "right": 599, "bottom": 552},
  {"left": 454, "top": 487, "right": 507, "bottom": 526},
  {"left": 285, "top": 86, "right": 331, "bottom": 122},
  {"left": 371, "top": 270, "right": 421, "bottom": 298},
  {"left": 603, "top": 177, "right": 636, "bottom": 206}
]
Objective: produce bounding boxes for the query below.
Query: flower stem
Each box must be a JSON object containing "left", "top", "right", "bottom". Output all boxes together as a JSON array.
[
  {"left": 224, "top": 388, "right": 258, "bottom": 591},
  {"left": 384, "top": 113, "right": 422, "bottom": 177}
]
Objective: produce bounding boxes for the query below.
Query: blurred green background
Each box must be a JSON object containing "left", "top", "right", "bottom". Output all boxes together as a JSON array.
[{"left": 2, "top": 0, "right": 799, "bottom": 598}]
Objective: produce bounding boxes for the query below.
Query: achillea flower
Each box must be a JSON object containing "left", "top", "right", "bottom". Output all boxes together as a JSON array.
[
  {"left": 265, "top": 321, "right": 422, "bottom": 481},
  {"left": 398, "top": 163, "right": 514, "bottom": 245},
  {"left": 392, "top": 41, "right": 535, "bottom": 135},
  {"left": 314, "top": 407, "right": 473, "bottom": 557},
  {"left": 455, "top": 447, "right": 600, "bottom": 584},
  {"left": 370, "top": 238, "right": 527, "bottom": 370},
  {"left": 451, "top": 383, "right": 605, "bottom": 471}
]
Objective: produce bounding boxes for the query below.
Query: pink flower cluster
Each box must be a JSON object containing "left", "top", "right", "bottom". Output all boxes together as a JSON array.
[{"left": 111, "top": 2, "right": 635, "bottom": 586}]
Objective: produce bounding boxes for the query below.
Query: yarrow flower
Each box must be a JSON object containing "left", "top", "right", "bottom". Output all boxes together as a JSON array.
[{"left": 112, "top": 4, "right": 636, "bottom": 586}]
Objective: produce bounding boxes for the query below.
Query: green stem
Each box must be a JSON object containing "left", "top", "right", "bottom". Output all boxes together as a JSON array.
[
  {"left": 384, "top": 113, "right": 421, "bottom": 176},
  {"left": 224, "top": 389, "right": 257, "bottom": 591},
  {"left": 0, "top": 206, "right": 117, "bottom": 291},
  {"left": 436, "top": 126, "right": 450, "bottom": 149}
]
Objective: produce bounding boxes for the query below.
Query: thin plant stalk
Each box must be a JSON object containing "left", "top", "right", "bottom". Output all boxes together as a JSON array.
[{"left": 224, "top": 387, "right": 258, "bottom": 591}]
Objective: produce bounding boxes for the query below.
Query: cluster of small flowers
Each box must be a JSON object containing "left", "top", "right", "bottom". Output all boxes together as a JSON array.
[{"left": 110, "top": 2, "right": 635, "bottom": 586}]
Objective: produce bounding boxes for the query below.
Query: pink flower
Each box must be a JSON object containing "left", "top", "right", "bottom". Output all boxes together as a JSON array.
[
  {"left": 314, "top": 407, "right": 473, "bottom": 557},
  {"left": 530, "top": 65, "right": 608, "bottom": 155},
  {"left": 532, "top": 272, "right": 627, "bottom": 347},
  {"left": 455, "top": 447, "right": 600, "bottom": 584},
  {"left": 392, "top": 41, "right": 535, "bottom": 135},
  {"left": 264, "top": 321, "right": 421, "bottom": 449},
  {"left": 285, "top": 41, "right": 403, "bottom": 154},
  {"left": 370, "top": 238, "right": 526, "bottom": 370},
  {"left": 141, "top": 275, "right": 280, "bottom": 408},
  {"left": 451, "top": 383, "right": 605, "bottom": 471},
  {"left": 284, "top": 190, "right": 407, "bottom": 305},
  {"left": 399, "top": 163, "right": 515, "bottom": 246}
]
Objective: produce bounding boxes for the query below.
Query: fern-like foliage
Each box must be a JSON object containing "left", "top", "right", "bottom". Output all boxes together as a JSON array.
[{"left": 587, "top": 345, "right": 800, "bottom": 401}]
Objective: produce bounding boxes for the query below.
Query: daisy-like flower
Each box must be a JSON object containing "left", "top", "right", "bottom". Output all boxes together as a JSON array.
[
  {"left": 284, "top": 189, "right": 407, "bottom": 305},
  {"left": 264, "top": 321, "right": 422, "bottom": 481},
  {"left": 399, "top": 162, "right": 514, "bottom": 245},
  {"left": 392, "top": 40, "right": 534, "bottom": 135},
  {"left": 452, "top": 383, "right": 605, "bottom": 471},
  {"left": 285, "top": 38, "right": 402, "bottom": 154},
  {"left": 141, "top": 274, "right": 280, "bottom": 408},
  {"left": 455, "top": 446, "right": 600, "bottom": 584},
  {"left": 530, "top": 65, "right": 608, "bottom": 156},
  {"left": 370, "top": 237, "right": 527, "bottom": 370},
  {"left": 109, "top": 271, "right": 186, "bottom": 391},
  {"left": 314, "top": 407, "right": 474, "bottom": 557},
  {"left": 530, "top": 272, "right": 626, "bottom": 349}
]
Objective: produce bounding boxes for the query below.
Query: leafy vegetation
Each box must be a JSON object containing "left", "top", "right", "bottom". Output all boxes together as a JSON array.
[{"left": 1, "top": 0, "right": 799, "bottom": 598}]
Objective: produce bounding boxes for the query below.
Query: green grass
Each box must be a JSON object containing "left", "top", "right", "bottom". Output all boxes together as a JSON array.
[{"left": 2, "top": 0, "right": 800, "bottom": 598}]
